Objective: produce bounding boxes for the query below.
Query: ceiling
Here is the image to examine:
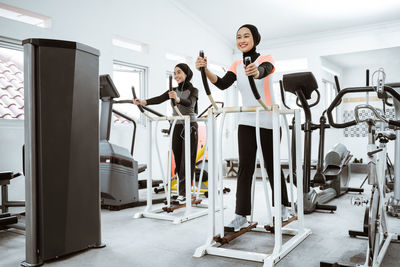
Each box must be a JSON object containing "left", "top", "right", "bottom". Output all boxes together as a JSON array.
[
  {"left": 173, "top": 0, "right": 400, "bottom": 48},
  {"left": 322, "top": 46, "right": 400, "bottom": 69}
]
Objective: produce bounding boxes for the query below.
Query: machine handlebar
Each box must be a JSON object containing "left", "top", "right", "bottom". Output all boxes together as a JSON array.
[
  {"left": 326, "top": 85, "right": 400, "bottom": 128},
  {"left": 199, "top": 50, "right": 211, "bottom": 96},
  {"left": 131, "top": 86, "right": 164, "bottom": 117},
  {"left": 244, "top": 57, "right": 261, "bottom": 100}
]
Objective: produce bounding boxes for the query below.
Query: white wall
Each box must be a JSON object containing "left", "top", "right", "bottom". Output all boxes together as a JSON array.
[{"left": 0, "top": 0, "right": 233, "bottom": 200}]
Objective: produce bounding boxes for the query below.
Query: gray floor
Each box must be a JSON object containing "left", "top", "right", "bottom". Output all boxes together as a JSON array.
[{"left": 1, "top": 173, "right": 400, "bottom": 267}]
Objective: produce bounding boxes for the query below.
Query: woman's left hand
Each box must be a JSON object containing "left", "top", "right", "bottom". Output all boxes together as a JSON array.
[
  {"left": 244, "top": 63, "right": 260, "bottom": 78},
  {"left": 168, "top": 91, "right": 179, "bottom": 102}
]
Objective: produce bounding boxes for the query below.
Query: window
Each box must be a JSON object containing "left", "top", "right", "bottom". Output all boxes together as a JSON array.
[
  {"left": 112, "top": 61, "right": 147, "bottom": 124},
  {"left": 0, "top": 3, "right": 51, "bottom": 28},
  {"left": 323, "top": 80, "right": 338, "bottom": 119},
  {"left": 0, "top": 44, "right": 24, "bottom": 120},
  {"left": 324, "top": 80, "right": 336, "bottom": 109}
]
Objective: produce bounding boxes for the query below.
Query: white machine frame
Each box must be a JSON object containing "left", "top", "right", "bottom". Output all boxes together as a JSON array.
[
  {"left": 193, "top": 104, "right": 311, "bottom": 267},
  {"left": 134, "top": 114, "right": 208, "bottom": 224}
]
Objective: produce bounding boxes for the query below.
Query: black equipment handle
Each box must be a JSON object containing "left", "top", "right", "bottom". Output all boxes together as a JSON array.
[
  {"left": 131, "top": 86, "right": 145, "bottom": 113},
  {"left": 114, "top": 100, "right": 134, "bottom": 104},
  {"left": 131, "top": 86, "right": 164, "bottom": 117},
  {"left": 280, "top": 78, "right": 320, "bottom": 109},
  {"left": 334, "top": 76, "right": 341, "bottom": 92},
  {"left": 321, "top": 75, "right": 340, "bottom": 115},
  {"left": 142, "top": 106, "right": 164, "bottom": 117},
  {"left": 327, "top": 87, "right": 375, "bottom": 128},
  {"left": 244, "top": 57, "right": 261, "bottom": 100},
  {"left": 295, "top": 90, "right": 320, "bottom": 108},
  {"left": 169, "top": 74, "right": 176, "bottom": 106},
  {"left": 327, "top": 86, "right": 400, "bottom": 129},
  {"left": 199, "top": 50, "right": 219, "bottom": 109},
  {"left": 279, "top": 80, "right": 291, "bottom": 110},
  {"left": 199, "top": 50, "right": 211, "bottom": 96}
]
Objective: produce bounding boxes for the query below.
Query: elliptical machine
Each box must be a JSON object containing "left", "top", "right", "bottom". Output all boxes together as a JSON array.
[{"left": 281, "top": 72, "right": 361, "bottom": 214}]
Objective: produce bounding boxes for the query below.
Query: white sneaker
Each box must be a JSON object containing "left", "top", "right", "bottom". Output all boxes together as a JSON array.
[
  {"left": 281, "top": 205, "right": 295, "bottom": 222},
  {"left": 176, "top": 196, "right": 186, "bottom": 204},
  {"left": 225, "top": 214, "right": 249, "bottom": 232},
  {"left": 281, "top": 205, "right": 289, "bottom": 222}
]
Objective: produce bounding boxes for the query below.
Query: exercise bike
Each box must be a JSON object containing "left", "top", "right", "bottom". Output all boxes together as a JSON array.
[{"left": 321, "top": 69, "right": 400, "bottom": 267}]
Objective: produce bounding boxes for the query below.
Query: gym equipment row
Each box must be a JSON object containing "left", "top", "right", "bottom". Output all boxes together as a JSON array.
[{"left": 2, "top": 37, "right": 399, "bottom": 267}]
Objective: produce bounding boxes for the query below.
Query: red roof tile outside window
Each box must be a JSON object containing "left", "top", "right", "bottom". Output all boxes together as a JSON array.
[{"left": 0, "top": 46, "right": 24, "bottom": 120}]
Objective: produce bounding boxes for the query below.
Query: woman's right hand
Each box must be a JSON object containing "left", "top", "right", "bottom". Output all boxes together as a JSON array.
[
  {"left": 195, "top": 56, "right": 207, "bottom": 71},
  {"left": 133, "top": 98, "right": 146, "bottom": 106}
]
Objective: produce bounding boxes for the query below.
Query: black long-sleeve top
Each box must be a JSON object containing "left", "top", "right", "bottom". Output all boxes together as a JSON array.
[
  {"left": 214, "top": 62, "right": 274, "bottom": 90},
  {"left": 146, "top": 81, "right": 198, "bottom": 122}
]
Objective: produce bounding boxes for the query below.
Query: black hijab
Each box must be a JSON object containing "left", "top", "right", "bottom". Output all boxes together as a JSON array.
[
  {"left": 175, "top": 63, "right": 194, "bottom": 90},
  {"left": 237, "top": 24, "right": 261, "bottom": 63}
]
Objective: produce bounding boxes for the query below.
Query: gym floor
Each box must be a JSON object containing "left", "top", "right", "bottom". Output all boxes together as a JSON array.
[{"left": 1, "top": 173, "right": 400, "bottom": 267}]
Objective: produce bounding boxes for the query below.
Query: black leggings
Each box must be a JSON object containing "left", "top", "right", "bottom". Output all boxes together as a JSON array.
[
  {"left": 236, "top": 124, "right": 289, "bottom": 216},
  {"left": 172, "top": 122, "right": 198, "bottom": 196}
]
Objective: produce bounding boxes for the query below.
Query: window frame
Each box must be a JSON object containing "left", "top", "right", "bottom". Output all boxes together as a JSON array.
[
  {"left": 0, "top": 38, "right": 24, "bottom": 121},
  {"left": 113, "top": 60, "right": 148, "bottom": 126},
  {"left": 322, "top": 79, "right": 339, "bottom": 120}
]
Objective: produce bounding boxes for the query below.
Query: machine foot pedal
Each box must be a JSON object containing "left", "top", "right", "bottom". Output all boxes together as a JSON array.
[
  {"left": 320, "top": 262, "right": 353, "bottom": 267},
  {"left": 162, "top": 199, "right": 202, "bottom": 213},
  {"left": 348, "top": 230, "right": 368, "bottom": 238},
  {"left": 163, "top": 195, "right": 196, "bottom": 205},
  {"left": 347, "top": 187, "right": 364, "bottom": 193},
  {"left": 316, "top": 204, "right": 337, "bottom": 212},
  {"left": 214, "top": 222, "right": 258, "bottom": 244},
  {"left": 264, "top": 216, "right": 298, "bottom": 233}
]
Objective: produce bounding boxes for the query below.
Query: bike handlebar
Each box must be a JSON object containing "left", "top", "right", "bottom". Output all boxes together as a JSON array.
[{"left": 326, "top": 85, "right": 400, "bottom": 128}]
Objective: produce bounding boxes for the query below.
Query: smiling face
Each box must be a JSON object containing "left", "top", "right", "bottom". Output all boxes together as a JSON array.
[
  {"left": 174, "top": 66, "right": 187, "bottom": 84},
  {"left": 236, "top": 27, "right": 254, "bottom": 53}
]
